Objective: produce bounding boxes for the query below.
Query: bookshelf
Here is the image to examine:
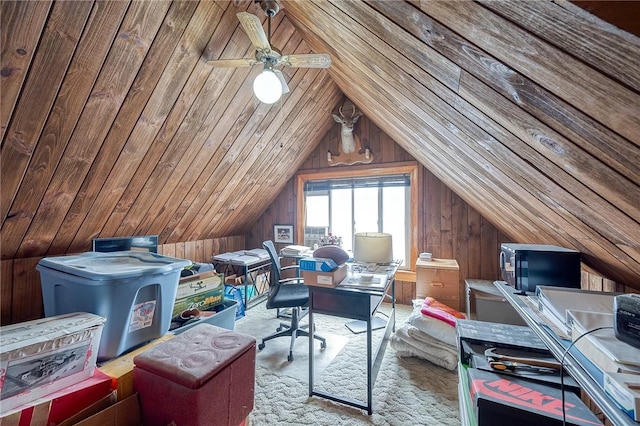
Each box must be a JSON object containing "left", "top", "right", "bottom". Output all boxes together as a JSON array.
[{"left": 494, "top": 281, "right": 635, "bottom": 426}]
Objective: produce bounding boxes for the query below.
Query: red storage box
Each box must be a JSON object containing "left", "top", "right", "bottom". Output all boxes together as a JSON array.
[
  {"left": 0, "top": 369, "right": 113, "bottom": 425},
  {"left": 133, "top": 324, "right": 255, "bottom": 426}
]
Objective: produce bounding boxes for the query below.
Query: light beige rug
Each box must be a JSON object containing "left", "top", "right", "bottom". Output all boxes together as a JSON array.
[{"left": 234, "top": 302, "right": 460, "bottom": 425}]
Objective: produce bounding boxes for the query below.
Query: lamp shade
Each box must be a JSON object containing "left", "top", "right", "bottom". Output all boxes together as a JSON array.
[
  {"left": 353, "top": 232, "right": 393, "bottom": 264},
  {"left": 253, "top": 69, "right": 282, "bottom": 104}
]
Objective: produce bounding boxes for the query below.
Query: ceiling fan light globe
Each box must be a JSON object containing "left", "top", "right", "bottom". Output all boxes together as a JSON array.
[{"left": 253, "top": 69, "right": 282, "bottom": 104}]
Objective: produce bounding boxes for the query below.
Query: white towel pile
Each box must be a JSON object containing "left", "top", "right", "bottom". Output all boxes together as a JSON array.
[{"left": 390, "top": 301, "right": 458, "bottom": 370}]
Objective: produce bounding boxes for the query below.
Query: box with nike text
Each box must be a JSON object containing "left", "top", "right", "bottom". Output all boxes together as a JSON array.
[{"left": 466, "top": 367, "right": 602, "bottom": 426}]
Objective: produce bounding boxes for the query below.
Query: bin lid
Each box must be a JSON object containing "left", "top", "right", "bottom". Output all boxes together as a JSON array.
[{"left": 37, "top": 251, "right": 191, "bottom": 280}]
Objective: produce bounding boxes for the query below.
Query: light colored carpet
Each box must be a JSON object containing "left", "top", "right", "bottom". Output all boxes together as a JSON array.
[{"left": 234, "top": 302, "right": 460, "bottom": 425}]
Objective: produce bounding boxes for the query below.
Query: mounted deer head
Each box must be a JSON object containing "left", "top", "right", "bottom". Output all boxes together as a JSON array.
[
  {"left": 332, "top": 102, "right": 362, "bottom": 154},
  {"left": 328, "top": 100, "right": 373, "bottom": 166}
]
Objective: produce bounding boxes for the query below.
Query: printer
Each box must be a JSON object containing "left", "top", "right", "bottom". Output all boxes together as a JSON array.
[{"left": 614, "top": 293, "right": 640, "bottom": 349}]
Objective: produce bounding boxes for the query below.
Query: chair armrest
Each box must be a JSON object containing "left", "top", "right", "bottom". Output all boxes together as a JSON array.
[{"left": 281, "top": 264, "right": 300, "bottom": 271}]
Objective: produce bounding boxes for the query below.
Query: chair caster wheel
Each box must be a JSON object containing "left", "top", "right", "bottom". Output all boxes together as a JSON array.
[
  {"left": 276, "top": 327, "right": 282, "bottom": 332},
  {"left": 320, "top": 341, "right": 327, "bottom": 350},
  {"left": 287, "top": 354, "right": 294, "bottom": 362},
  {"left": 258, "top": 343, "right": 265, "bottom": 350}
]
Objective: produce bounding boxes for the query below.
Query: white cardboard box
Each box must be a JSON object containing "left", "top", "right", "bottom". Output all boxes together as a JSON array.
[{"left": 0, "top": 312, "right": 105, "bottom": 414}]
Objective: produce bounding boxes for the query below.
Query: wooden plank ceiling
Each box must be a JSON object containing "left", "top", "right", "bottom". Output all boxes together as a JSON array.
[{"left": 1, "top": 0, "right": 639, "bottom": 288}]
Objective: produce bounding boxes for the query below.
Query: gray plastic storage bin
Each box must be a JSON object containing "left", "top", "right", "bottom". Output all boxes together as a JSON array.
[
  {"left": 37, "top": 251, "right": 191, "bottom": 361},
  {"left": 172, "top": 299, "right": 238, "bottom": 335}
]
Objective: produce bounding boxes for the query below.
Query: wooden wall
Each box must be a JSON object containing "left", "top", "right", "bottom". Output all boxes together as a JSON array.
[
  {"left": 246, "top": 113, "right": 630, "bottom": 305},
  {"left": 246, "top": 113, "right": 508, "bottom": 304},
  {"left": 0, "top": 236, "right": 245, "bottom": 325},
  {"left": 3, "top": 113, "right": 629, "bottom": 325},
  {"left": 283, "top": 0, "right": 640, "bottom": 293}
]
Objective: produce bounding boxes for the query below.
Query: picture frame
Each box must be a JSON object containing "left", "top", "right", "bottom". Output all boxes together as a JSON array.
[{"left": 274, "top": 225, "right": 294, "bottom": 244}]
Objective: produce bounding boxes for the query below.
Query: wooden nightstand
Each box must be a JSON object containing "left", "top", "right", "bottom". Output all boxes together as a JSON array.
[{"left": 415, "top": 258, "right": 461, "bottom": 311}]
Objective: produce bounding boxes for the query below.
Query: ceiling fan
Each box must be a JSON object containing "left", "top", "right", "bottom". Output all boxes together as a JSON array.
[{"left": 208, "top": 0, "right": 332, "bottom": 103}]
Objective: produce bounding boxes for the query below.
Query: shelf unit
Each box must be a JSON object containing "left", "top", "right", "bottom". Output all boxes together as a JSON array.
[{"left": 493, "top": 281, "right": 635, "bottom": 426}]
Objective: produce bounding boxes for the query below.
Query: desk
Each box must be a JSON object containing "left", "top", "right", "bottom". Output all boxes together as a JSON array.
[
  {"left": 308, "top": 263, "right": 398, "bottom": 415},
  {"left": 212, "top": 256, "right": 271, "bottom": 311},
  {"left": 494, "top": 281, "right": 635, "bottom": 426}
]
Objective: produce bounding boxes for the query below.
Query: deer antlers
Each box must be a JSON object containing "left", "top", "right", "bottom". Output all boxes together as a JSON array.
[{"left": 328, "top": 100, "right": 372, "bottom": 165}]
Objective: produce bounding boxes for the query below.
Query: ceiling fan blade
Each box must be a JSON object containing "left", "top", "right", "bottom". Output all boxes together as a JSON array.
[
  {"left": 274, "top": 69, "right": 290, "bottom": 94},
  {"left": 279, "top": 53, "right": 332, "bottom": 68},
  {"left": 237, "top": 12, "right": 271, "bottom": 52},
  {"left": 208, "top": 58, "right": 260, "bottom": 68}
]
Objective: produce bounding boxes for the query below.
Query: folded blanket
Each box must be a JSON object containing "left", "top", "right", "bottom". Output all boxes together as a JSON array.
[
  {"left": 406, "top": 309, "right": 457, "bottom": 347},
  {"left": 390, "top": 324, "right": 458, "bottom": 371},
  {"left": 390, "top": 335, "right": 458, "bottom": 371},
  {"left": 420, "top": 297, "right": 466, "bottom": 327},
  {"left": 405, "top": 324, "right": 457, "bottom": 354}
]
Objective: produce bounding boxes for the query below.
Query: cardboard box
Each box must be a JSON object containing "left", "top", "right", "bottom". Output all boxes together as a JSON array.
[
  {"left": 172, "top": 270, "right": 224, "bottom": 318},
  {"left": 457, "top": 320, "right": 581, "bottom": 393},
  {"left": 58, "top": 391, "right": 117, "bottom": 426},
  {"left": 0, "top": 313, "right": 105, "bottom": 414},
  {"left": 74, "top": 393, "right": 141, "bottom": 426},
  {"left": 98, "top": 334, "right": 174, "bottom": 402},
  {"left": 467, "top": 367, "right": 602, "bottom": 425},
  {"left": 465, "top": 279, "right": 526, "bottom": 325},
  {"left": 0, "top": 370, "right": 113, "bottom": 424},
  {"left": 456, "top": 319, "right": 549, "bottom": 365},
  {"left": 301, "top": 264, "right": 347, "bottom": 287},
  {"left": 604, "top": 372, "right": 640, "bottom": 421}
]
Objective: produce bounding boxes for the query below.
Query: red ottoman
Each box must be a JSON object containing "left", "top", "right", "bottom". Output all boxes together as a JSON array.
[{"left": 133, "top": 324, "right": 255, "bottom": 426}]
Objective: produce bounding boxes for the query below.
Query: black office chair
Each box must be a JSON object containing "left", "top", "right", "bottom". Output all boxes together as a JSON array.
[{"left": 258, "top": 240, "right": 326, "bottom": 362}]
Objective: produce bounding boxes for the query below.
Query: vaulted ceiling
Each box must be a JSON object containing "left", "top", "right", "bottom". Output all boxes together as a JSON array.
[{"left": 1, "top": 1, "right": 639, "bottom": 288}]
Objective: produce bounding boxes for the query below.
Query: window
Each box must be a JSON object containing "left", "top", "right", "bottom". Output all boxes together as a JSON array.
[{"left": 297, "top": 164, "right": 418, "bottom": 269}]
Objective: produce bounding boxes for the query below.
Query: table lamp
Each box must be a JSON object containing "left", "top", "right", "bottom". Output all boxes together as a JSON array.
[{"left": 353, "top": 232, "right": 393, "bottom": 263}]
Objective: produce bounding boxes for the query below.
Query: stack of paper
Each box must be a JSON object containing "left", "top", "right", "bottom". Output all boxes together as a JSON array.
[
  {"left": 230, "top": 255, "right": 264, "bottom": 265},
  {"left": 338, "top": 272, "right": 388, "bottom": 290},
  {"left": 213, "top": 252, "right": 238, "bottom": 262},
  {"left": 280, "top": 245, "right": 312, "bottom": 257},
  {"left": 244, "top": 248, "right": 270, "bottom": 260}
]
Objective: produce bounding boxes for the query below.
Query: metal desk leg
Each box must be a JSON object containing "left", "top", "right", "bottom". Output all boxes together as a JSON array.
[
  {"left": 366, "top": 316, "right": 373, "bottom": 414},
  {"left": 309, "top": 307, "right": 314, "bottom": 396},
  {"left": 242, "top": 265, "right": 249, "bottom": 311}
]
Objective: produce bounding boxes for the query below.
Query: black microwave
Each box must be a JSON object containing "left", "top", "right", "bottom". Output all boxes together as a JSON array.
[{"left": 499, "top": 243, "right": 581, "bottom": 293}]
